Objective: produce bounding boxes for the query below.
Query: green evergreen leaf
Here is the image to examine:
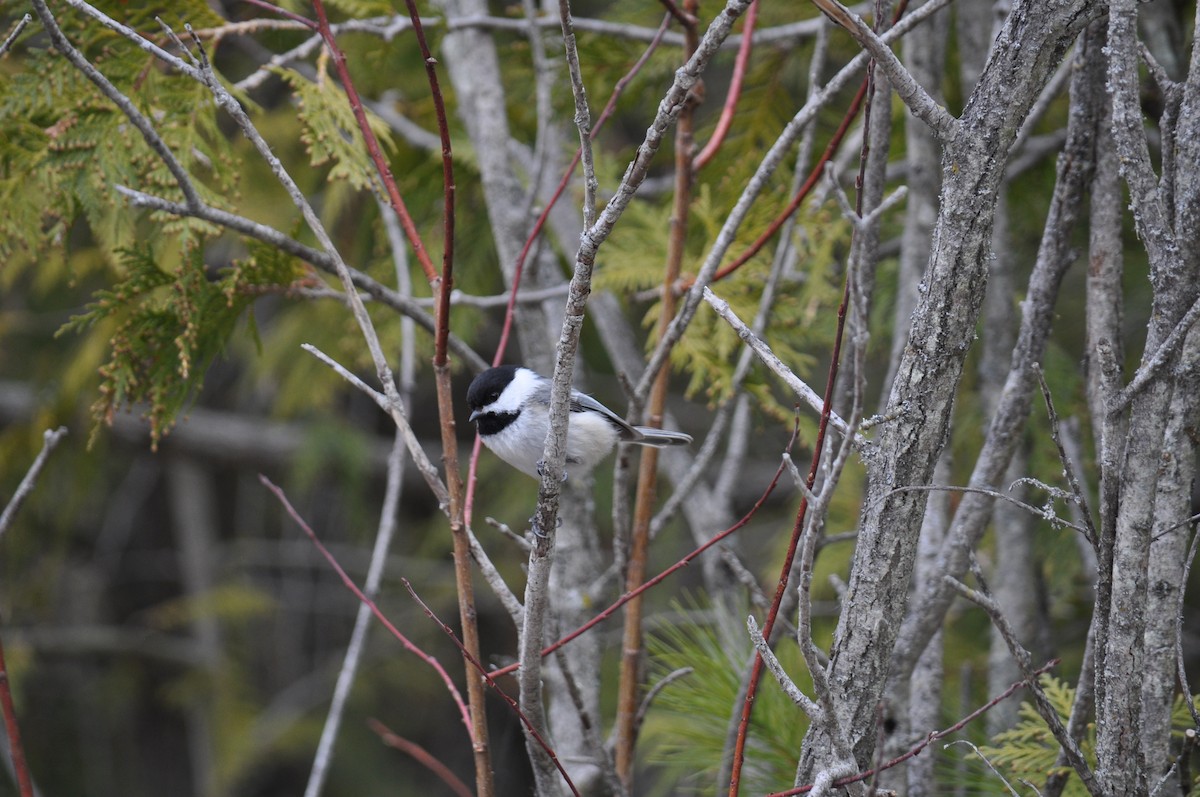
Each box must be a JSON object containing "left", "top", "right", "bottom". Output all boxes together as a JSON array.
[{"left": 276, "top": 67, "right": 396, "bottom": 194}]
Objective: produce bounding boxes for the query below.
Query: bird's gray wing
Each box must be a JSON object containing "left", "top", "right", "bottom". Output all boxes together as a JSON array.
[
  {"left": 526, "top": 376, "right": 554, "bottom": 407},
  {"left": 569, "top": 390, "right": 641, "bottom": 440}
]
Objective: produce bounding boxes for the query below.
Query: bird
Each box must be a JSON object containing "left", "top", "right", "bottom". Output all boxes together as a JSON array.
[{"left": 466, "top": 365, "right": 692, "bottom": 479}]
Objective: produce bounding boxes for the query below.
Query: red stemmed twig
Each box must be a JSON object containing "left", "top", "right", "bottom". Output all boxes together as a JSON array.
[
  {"left": 0, "top": 632, "right": 33, "bottom": 797},
  {"left": 402, "top": 579, "right": 582, "bottom": 797},
  {"left": 302, "top": 1, "right": 491, "bottom": 789},
  {"left": 657, "top": 0, "right": 699, "bottom": 28},
  {"left": 464, "top": 12, "right": 674, "bottom": 526},
  {"left": 241, "top": 0, "right": 316, "bottom": 27},
  {"left": 368, "top": 719, "right": 474, "bottom": 797},
  {"left": 727, "top": 3, "right": 912, "bottom": 789},
  {"left": 709, "top": 77, "right": 869, "bottom": 283},
  {"left": 693, "top": 0, "right": 758, "bottom": 170},
  {"left": 259, "top": 475, "right": 474, "bottom": 740},
  {"left": 489, "top": 424, "right": 796, "bottom": 679},
  {"left": 767, "top": 660, "right": 1061, "bottom": 795},
  {"left": 308, "top": 2, "right": 441, "bottom": 284},
  {"left": 243, "top": 1, "right": 439, "bottom": 284}
]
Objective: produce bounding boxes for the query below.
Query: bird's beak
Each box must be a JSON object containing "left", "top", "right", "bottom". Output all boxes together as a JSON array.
[{"left": 469, "top": 409, "right": 481, "bottom": 422}]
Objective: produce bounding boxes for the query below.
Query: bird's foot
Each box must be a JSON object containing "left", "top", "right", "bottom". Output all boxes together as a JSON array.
[{"left": 535, "top": 459, "right": 569, "bottom": 483}]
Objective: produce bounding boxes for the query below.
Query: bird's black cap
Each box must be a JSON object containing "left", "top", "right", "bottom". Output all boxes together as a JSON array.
[{"left": 466, "top": 365, "right": 519, "bottom": 411}]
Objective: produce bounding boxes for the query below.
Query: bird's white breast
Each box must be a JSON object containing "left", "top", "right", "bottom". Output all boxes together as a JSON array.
[{"left": 482, "top": 401, "right": 622, "bottom": 478}]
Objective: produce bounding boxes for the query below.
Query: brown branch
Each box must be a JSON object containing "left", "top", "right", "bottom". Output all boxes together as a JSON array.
[
  {"left": 489, "top": 430, "right": 795, "bottom": 680},
  {"left": 656, "top": 0, "right": 698, "bottom": 28},
  {"left": 614, "top": 3, "right": 699, "bottom": 784},
  {"left": 724, "top": 10, "right": 884, "bottom": 779},
  {"left": 402, "top": 580, "right": 581, "bottom": 797},
  {"left": 305, "top": 0, "right": 487, "bottom": 788}
]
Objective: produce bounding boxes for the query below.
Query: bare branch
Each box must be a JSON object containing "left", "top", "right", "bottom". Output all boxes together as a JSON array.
[
  {"left": 944, "top": 569, "right": 1098, "bottom": 792},
  {"left": 808, "top": 0, "right": 959, "bottom": 140},
  {"left": 1177, "top": 525, "right": 1200, "bottom": 729},
  {"left": 1035, "top": 367, "right": 1099, "bottom": 547},
  {"left": 0, "top": 427, "right": 68, "bottom": 539},
  {"left": 1112, "top": 292, "right": 1200, "bottom": 412},
  {"left": 302, "top": 344, "right": 451, "bottom": 510},
  {"left": 636, "top": 0, "right": 958, "bottom": 400},
  {"left": 368, "top": 720, "right": 474, "bottom": 797},
  {"left": 747, "top": 616, "right": 822, "bottom": 720},
  {"left": 557, "top": 0, "right": 598, "bottom": 229},
  {"left": 703, "top": 288, "right": 863, "bottom": 446},
  {"left": 943, "top": 741, "right": 1023, "bottom": 797},
  {"left": 0, "top": 13, "right": 31, "bottom": 57},
  {"left": 884, "top": 484, "right": 1088, "bottom": 535}
]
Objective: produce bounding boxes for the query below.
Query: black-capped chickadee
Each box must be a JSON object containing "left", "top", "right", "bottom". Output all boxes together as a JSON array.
[{"left": 466, "top": 365, "right": 693, "bottom": 479}]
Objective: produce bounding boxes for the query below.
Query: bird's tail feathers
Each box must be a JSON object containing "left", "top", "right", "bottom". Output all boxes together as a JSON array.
[{"left": 632, "top": 427, "right": 693, "bottom": 447}]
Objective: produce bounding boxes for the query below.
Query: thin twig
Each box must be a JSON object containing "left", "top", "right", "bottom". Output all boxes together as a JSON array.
[
  {"left": 0, "top": 631, "right": 33, "bottom": 797},
  {"left": 0, "top": 427, "right": 69, "bottom": 538},
  {"left": 944, "top": 740, "right": 1024, "bottom": 797},
  {"left": 462, "top": 12, "right": 672, "bottom": 527},
  {"left": 0, "top": 13, "right": 31, "bottom": 57},
  {"left": 0, "top": 428, "right": 60, "bottom": 797},
  {"left": 693, "top": 0, "right": 757, "bottom": 170},
  {"left": 633, "top": 667, "right": 693, "bottom": 733},
  {"left": 656, "top": 0, "right": 698, "bottom": 27},
  {"left": 747, "top": 616, "right": 822, "bottom": 718},
  {"left": 490, "top": 438, "right": 795, "bottom": 679},
  {"left": 242, "top": 0, "right": 318, "bottom": 28},
  {"left": 765, "top": 661, "right": 1061, "bottom": 796},
  {"left": 1112, "top": 292, "right": 1200, "bottom": 413},
  {"left": 944, "top": 570, "right": 1097, "bottom": 791},
  {"left": 110, "top": 186, "right": 486, "bottom": 373},
  {"left": 31, "top": 1, "right": 202, "bottom": 210},
  {"left": 308, "top": 0, "right": 439, "bottom": 283},
  {"left": 259, "top": 476, "right": 473, "bottom": 740},
  {"left": 1035, "top": 367, "right": 1099, "bottom": 547},
  {"left": 300, "top": 344, "right": 450, "bottom": 508},
  {"left": 303, "top": 195, "right": 422, "bottom": 797},
  {"left": 615, "top": 3, "right": 700, "bottom": 779},
  {"left": 808, "top": 0, "right": 958, "bottom": 140},
  {"left": 558, "top": 0, "right": 598, "bottom": 230},
  {"left": 703, "top": 288, "right": 862, "bottom": 445},
  {"left": 636, "top": 0, "right": 955, "bottom": 401},
  {"left": 708, "top": 75, "right": 868, "bottom": 283},
  {"left": 1178, "top": 524, "right": 1200, "bottom": 729},
  {"left": 883, "top": 484, "right": 1088, "bottom": 534},
  {"left": 368, "top": 720, "right": 474, "bottom": 797},
  {"left": 402, "top": 580, "right": 581, "bottom": 797}
]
